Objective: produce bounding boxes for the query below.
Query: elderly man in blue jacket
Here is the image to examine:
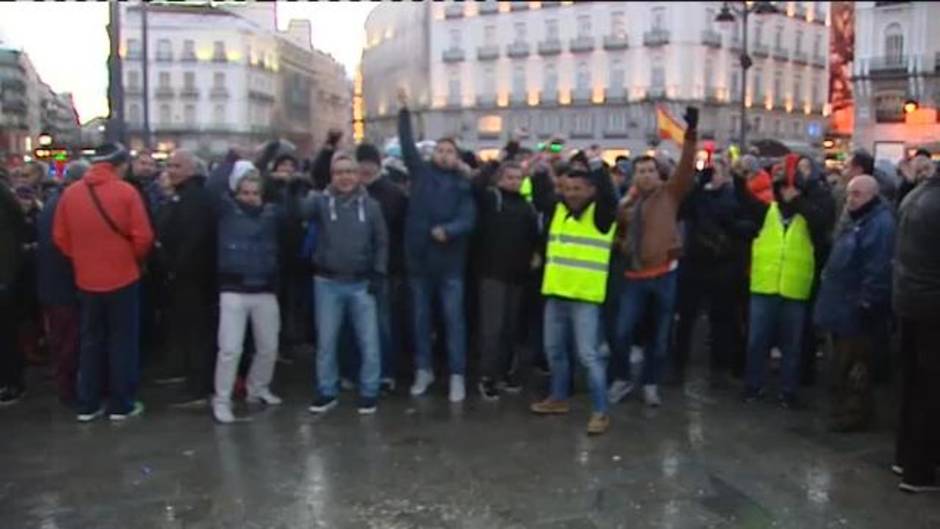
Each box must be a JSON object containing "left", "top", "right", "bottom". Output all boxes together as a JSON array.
[
  {"left": 397, "top": 89, "right": 477, "bottom": 402},
  {"left": 814, "top": 175, "right": 896, "bottom": 432}
]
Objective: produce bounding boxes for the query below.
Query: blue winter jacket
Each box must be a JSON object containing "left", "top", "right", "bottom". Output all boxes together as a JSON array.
[
  {"left": 216, "top": 193, "right": 281, "bottom": 293},
  {"left": 814, "top": 199, "right": 896, "bottom": 335},
  {"left": 398, "top": 108, "right": 476, "bottom": 278},
  {"left": 36, "top": 189, "right": 77, "bottom": 306}
]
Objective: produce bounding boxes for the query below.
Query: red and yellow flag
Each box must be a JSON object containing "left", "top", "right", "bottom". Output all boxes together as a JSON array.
[{"left": 656, "top": 104, "right": 686, "bottom": 145}]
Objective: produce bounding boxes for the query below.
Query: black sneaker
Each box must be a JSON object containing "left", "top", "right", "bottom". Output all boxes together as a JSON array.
[
  {"left": 478, "top": 379, "right": 500, "bottom": 401},
  {"left": 308, "top": 396, "right": 338, "bottom": 414},
  {"left": 741, "top": 387, "right": 764, "bottom": 403},
  {"left": 357, "top": 397, "right": 377, "bottom": 415},
  {"left": 500, "top": 372, "right": 523, "bottom": 394},
  {"left": 778, "top": 393, "right": 803, "bottom": 410},
  {"left": 380, "top": 378, "right": 396, "bottom": 395},
  {"left": 0, "top": 386, "right": 24, "bottom": 406}
]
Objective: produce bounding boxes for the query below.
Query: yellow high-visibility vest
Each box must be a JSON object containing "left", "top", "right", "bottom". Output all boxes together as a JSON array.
[
  {"left": 541, "top": 202, "right": 615, "bottom": 304},
  {"left": 520, "top": 176, "right": 533, "bottom": 203},
  {"left": 750, "top": 202, "right": 816, "bottom": 301}
]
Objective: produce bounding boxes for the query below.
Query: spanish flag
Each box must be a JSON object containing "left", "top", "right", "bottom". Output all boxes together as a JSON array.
[{"left": 656, "top": 104, "right": 686, "bottom": 145}]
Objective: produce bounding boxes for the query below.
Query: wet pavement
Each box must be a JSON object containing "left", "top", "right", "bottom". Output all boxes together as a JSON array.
[{"left": 2, "top": 360, "right": 939, "bottom": 529}]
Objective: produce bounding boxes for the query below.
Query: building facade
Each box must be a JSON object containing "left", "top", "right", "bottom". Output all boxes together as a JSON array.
[
  {"left": 852, "top": 1, "right": 940, "bottom": 155},
  {"left": 120, "top": 1, "right": 350, "bottom": 159},
  {"left": 362, "top": 1, "right": 829, "bottom": 157}
]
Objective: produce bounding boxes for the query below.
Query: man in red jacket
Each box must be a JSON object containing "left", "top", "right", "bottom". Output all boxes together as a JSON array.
[{"left": 53, "top": 143, "right": 154, "bottom": 422}]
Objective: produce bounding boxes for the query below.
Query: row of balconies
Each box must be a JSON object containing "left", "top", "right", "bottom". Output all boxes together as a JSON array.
[
  {"left": 126, "top": 51, "right": 226, "bottom": 63},
  {"left": 449, "top": 35, "right": 632, "bottom": 62},
  {"left": 125, "top": 85, "right": 232, "bottom": 99}
]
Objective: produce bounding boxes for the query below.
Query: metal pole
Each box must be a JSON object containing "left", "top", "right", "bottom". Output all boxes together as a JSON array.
[
  {"left": 141, "top": 2, "right": 151, "bottom": 150},
  {"left": 740, "top": 6, "right": 749, "bottom": 151},
  {"left": 107, "top": 1, "right": 126, "bottom": 145}
]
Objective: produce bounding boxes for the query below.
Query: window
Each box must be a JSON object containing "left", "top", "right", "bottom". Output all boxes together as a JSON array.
[
  {"left": 127, "top": 71, "right": 139, "bottom": 89},
  {"left": 610, "top": 58, "right": 624, "bottom": 91},
  {"left": 128, "top": 103, "right": 141, "bottom": 125},
  {"left": 753, "top": 67, "right": 764, "bottom": 96},
  {"left": 773, "top": 70, "right": 783, "bottom": 99},
  {"left": 730, "top": 71, "right": 740, "bottom": 99},
  {"left": 514, "top": 22, "right": 526, "bottom": 42},
  {"left": 704, "top": 59, "right": 715, "bottom": 93},
  {"left": 184, "top": 72, "right": 195, "bottom": 89},
  {"left": 544, "top": 62, "right": 558, "bottom": 93},
  {"left": 213, "top": 104, "right": 225, "bottom": 124},
  {"left": 577, "top": 15, "right": 591, "bottom": 38},
  {"left": 483, "top": 66, "right": 496, "bottom": 95},
  {"left": 885, "top": 23, "right": 903, "bottom": 64},
  {"left": 159, "top": 103, "right": 170, "bottom": 124},
  {"left": 448, "top": 69, "right": 461, "bottom": 99},
  {"left": 791, "top": 120, "right": 801, "bottom": 137},
  {"left": 213, "top": 72, "right": 225, "bottom": 88},
  {"left": 795, "top": 30, "right": 804, "bottom": 53},
  {"left": 651, "top": 65, "right": 665, "bottom": 89},
  {"left": 607, "top": 111, "right": 627, "bottom": 131},
  {"left": 794, "top": 73, "right": 803, "bottom": 102},
  {"left": 127, "top": 39, "right": 140, "bottom": 57},
  {"left": 574, "top": 114, "right": 593, "bottom": 135},
  {"left": 811, "top": 76, "right": 821, "bottom": 104},
  {"left": 546, "top": 19, "right": 559, "bottom": 41},
  {"left": 576, "top": 61, "right": 590, "bottom": 91},
  {"left": 774, "top": 25, "right": 783, "bottom": 48},
  {"left": 754, "top": 21, "right": 764, "bottom": 46},
  {"left": 540, "top": 112, "right": 561, "bottom": 135},
  {"left": 752, "top": 116, "right": 762, "bottom": 133},
  {"left": 651, "top": 7, "right": 666, "bottom": 31},
  {"left": 611, "top": 12, "right": 625, "bottom": 37},
  {"left": 484, "top": 25, "right": 496, "bottom": 43},
  {"left": 157, "top": 39, "right": 172, "bottom": 60},
  {"left": 158, "top": 71, "right": 170, "bottom": 88},
  {"left": 184, "top": 104, "right": 195, "bottom": 124},
  {"left": 705, "top": 9, "right": 715, "bottom": 31},
  {"left": 812, "top": 33, "right": 822, "bottom": 57},
  {"left": 450, "top": 28, "right": 461, "bottom": 49},
  {"left": 513, "top": 65, "right": 526, "bottom": 96},
  {"left": 731, "top": 22, "right": 741, "bottom": 44},
  {"left": 213, "top": 41, "right": 226, "bottom": 59},
  {"left": 773, "top": 118, "right": 782, "bottom": 135},
  {"left": 183, "top": 39, "right": 195, "bottom": 59}
]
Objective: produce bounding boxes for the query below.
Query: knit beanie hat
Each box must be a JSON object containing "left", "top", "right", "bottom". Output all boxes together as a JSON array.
[
  {"left": 229, "top": 160, "right": 258, "bottom": 192},
  {"left": 356, "top": 143, "right": 382, "bottom": 166}
]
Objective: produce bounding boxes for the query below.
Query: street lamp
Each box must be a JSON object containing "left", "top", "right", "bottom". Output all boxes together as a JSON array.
[
  {"left": 715, "top": 1, "right": 779, "bottom": 152},
  {"left": 37, "top": 133, "right": 53, "bottom": 147}
]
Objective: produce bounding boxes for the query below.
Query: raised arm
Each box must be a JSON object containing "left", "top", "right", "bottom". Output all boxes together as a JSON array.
[
  {"left": 664, "top": 107, "right": 699, "bottom": 201},
  {"left": 397, "top": 89, "right": 425, "bottom": 178}
]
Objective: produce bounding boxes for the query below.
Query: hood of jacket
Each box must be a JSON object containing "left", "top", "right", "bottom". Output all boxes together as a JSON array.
[{"left": 83, "top": 162, "right": 121, "bottom": 187}]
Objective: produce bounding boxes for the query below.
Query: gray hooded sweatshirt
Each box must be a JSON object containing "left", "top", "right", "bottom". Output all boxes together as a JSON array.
[{"left": 301, "top": 186, "right": 388, "bottom": 279}]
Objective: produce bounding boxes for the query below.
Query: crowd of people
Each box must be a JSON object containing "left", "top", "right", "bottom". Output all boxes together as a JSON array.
[{"left": 1, "top": 91, "right": 938, "bottom": 493}]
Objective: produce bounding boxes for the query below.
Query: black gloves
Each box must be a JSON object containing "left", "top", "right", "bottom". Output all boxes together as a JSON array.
[{"left": 684, "top": 106, "right": 699, "bottom": 131}]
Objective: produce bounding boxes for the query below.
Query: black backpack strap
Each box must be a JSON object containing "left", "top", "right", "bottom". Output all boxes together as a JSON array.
[{"left": 84, "top": 181, "right": 131, "bottom": 242}]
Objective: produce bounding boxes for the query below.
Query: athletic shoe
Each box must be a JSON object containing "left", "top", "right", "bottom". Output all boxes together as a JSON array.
[
  {"left": 308, "top": 396, "right": 338, "bottom": 414},
  {"left": 246, "top": 389, "right": 283, "bottom": 406},
  {"left": 587, "top": 413, "right": 610, "bottom": 435},
  {"left": 109, "top": 401, "right": 145, "bottom": 421},
  {"left": 213, "top": 400, "right": 235, "bottom": 424},
  {"left": 643, "top": 385, "right": 662, "bottom": 407},
  {"left": 449, "top": 375, "right": 466, "bottom": 403},
  {"left": 410, "top": 369, "right": 435, "bottom": 396},
  {"left": 478, "top": 378, "right": 500, "bottom": 402},
  {"left": 77, "top": 407, "right": 105, "bottom": 423},
  {"left": 357, "top": 397, "right": 377, "bottom": 415},
  {"left": 899, "top": 482, "right": 940, "bottom": 493},
  {"left": 530, "top": 398, "right": 570, "bottom": 415},
  {"left": 607, "top": 379, "right": 635, "bottom": 404}
]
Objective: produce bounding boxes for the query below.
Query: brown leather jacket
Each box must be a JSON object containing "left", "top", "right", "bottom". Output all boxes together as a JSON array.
[{"left": 614, "top": 130, "right": 697, "bottom": 272}]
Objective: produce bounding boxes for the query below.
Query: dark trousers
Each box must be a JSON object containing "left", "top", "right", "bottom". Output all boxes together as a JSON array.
[
  {"left": 77, "top": 282, "right": 140, "bottom": 415},
  {"left": 165, "top": 281, "right": 215, "bottom": 398},
  {"left": 0, "top": 288, "right": 24, "bottom": 390},
  {"left": 478, "top": 278, "right": 524, "bottom": 381},
  {"left": 278, "top": 272, "right": 311, "bottom": 352},
  {"left": 674, "top": 265, "right": 741, "bottom": 379},
  {"left": 829, "top": 334, "right": 874, "bottom": 429},
  {"left": 46, "top": 304, "right": 80, "bottom": 402},
  {"left": 895, "top": 319, "right": 940, "bottom": 486}
]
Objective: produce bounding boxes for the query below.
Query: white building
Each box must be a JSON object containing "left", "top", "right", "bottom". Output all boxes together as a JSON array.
[
  {"left": 363, "top": 1, "right": 829, "bottom": 158},
  {"left": 852, "top": 1, "right": 940, "bottom": 154},
  {"left": 120, "top": 1, "right": 350, "bottom": 158}
]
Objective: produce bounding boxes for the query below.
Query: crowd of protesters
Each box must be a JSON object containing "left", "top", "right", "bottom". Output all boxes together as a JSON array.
[{"left": 1, "top": 92, "right": 938, "bottom": 492}]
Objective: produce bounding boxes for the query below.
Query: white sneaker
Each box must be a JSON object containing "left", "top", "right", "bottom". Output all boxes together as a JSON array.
[
  {"left": 643, "top": 385, "right": 662, "bottom": 407},
  {"left": 410, "top": 369, "right": 435, "bottom": 396},
  {"left": 77, "top": 407, "right": 105, "bottom": 423},
  {"left": 607, "top": 379, "right": 635, "bottom": 404},
  {"left": 449, "top": 374, "right": 465, "bottom": 403},
  {"left": 246, "top": 389, "right": 283, "bottom": 406},
  {"left": 212, "top": 400, "right": 235, "bottom": 424}
]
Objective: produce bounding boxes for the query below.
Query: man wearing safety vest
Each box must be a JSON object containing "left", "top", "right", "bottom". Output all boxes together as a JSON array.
[
  {"left": 528, "top": 151, "right": 618, "bottom": 435},
  {"left": 735, "top": 154, "right": 833, "bottom": 408}
]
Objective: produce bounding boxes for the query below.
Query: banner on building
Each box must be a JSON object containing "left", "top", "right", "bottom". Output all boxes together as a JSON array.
[{"left": 828, "top": 1, "right": 854, "bottom": 136}]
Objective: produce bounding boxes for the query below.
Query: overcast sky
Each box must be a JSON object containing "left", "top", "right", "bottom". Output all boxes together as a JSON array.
[{"left": 0, "top": 1, "right": 375, "bottom": 123}]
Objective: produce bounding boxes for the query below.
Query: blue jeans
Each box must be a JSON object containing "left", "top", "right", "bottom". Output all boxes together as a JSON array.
[
  {"left": 544, "top": 298, "right": 608, "bottom": 413},
  {"left": 745, "top": 294, "right": 807, "bottom": 396},
  {"left": 77, "top": 282, "right": 140, "bottom": 415},
  {"left": 314, "top": 277, "right": 380, "bottom": 398},
  {"left": 410, "top": 276, "right": 466, "bottom": 376},
  {"left": 615, "top": 270, "right": 678, "bottom": 386}
]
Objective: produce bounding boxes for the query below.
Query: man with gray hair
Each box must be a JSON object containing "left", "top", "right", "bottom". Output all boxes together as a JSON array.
[{"left": 155, "top": 149, "right": 218, "bottom": 407}]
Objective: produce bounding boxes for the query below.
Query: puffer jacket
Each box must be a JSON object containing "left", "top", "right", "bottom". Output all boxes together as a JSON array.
[
  {"left": 814, "top": 198, "right": 896, "bottom": 335},
  {"left": 217, "top": 193, "right": 281, "bottom": 293},
  {"left": 893, "top": 177, "right": 940, "bottom": 321}
]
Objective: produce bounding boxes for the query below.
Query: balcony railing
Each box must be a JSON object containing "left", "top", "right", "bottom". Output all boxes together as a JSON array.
[
  {"left": 542, "top": 1, "right": 562, "bottom": 8},
  {"left": 1, "top": 78, "right": 26, "bottom": 93},
  {"left": 479, "top": 2, "right": 498, "bottom": 15},
  {"left": 509, "top": 2, "right": 528, "bottom": 11},
  {"left": 701, "top": 30, "right": 722, "bottom": 48},
  {"left": 510, "top": 91, "right": 527, "bottom": 105},
  {"left": 446, "top": 94, "right": 462, "bottom": 108},
  {"left": 869, "top": 55, "right": 908, "bottom": 73},
  {"left": 125, "top": 50, "right": 142, "bottom": 60},
  {"left": 444, "top": 3, "right": 464, "bottom": 18},
  {"left": 646, "top": 86, "right": 666, "bottom": 100},
  {"left": 572, "top": 87, "right": 592, "bottom": 104},
  {"left": 814, "top": 7, "right": 826, "bottom": 24},
  {"left": 443, "top": 48, "right": 466, "bottom": 63},
  {"left": 477, "top": 45, "right": 500, "bottom": 61},
  {"left": 507, "top": 42, "right": 531, "bottom": 58},
  {"left": 605, "top": 87, "right": 627, "bottom": 103},
  {"left": 569, "top": 36, "right": 596, "bottom": 53},
  {"left": 542, "top": 89, "right": 559, "bottom": 105},
  {"left": 538, "top": 40, "right": 562, "bottom": 56},
  {"left": 774, "top": 95, "right": 787, "bottom": 109},
  {"left": 180, "top": 52, "right": 197, "bottom": 62},
  {"left": 476, "top": 94, "right": 497, "bottom": 108},
  {"left": 729, "top": 39, "right": 742, "bottom": 53},
  {"left": 603, "top": 34, "right": 629, "bottom": 51},
  {"left": 212, "top": 52, "right": 227, "bottom": 63},
  {"left": 180, "top": 87, "right": 199, "bottom": 99},
  {"left": 210, "top": 86, "right": 230, "bottom": 99},
  {"left": 752, "top": 43, "right": 770, "bottom": 58},
  {"left": 155, "top": 53, "right": 173, "bottom": 63},
  {"left": 773, "top": 46, "right": 790, "bottom": 61},
  {"left": 705, "top": 86, "right": 721, "bottom": 103},
  {"left": 643, "top": 29, "right": 670, "bottom": 47},
  {"left": 2, "top": 99, "right": 26, "bottom": 114},
  {"left": 811, "top": 54, "right": 826, "bottom": 68},
  {"left": 792, "top": 50, "right": 808, "bottom": 64},
  {"left": 793, "top": 3, "right": 806, "bottom": 17},
  {"left": 125, "top": 85, "right": 142, "bottom": 96},
  {"left": 155, "top": 86, "right": 174, "bottom": 99}
]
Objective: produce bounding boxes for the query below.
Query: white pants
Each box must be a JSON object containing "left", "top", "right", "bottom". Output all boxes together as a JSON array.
[{"left": 214, "top": 292, "right": 280, "bottom": 403}]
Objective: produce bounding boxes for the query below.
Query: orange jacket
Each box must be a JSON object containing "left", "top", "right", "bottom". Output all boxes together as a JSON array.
[{"left": 53, "top": 162, "right": 153, "bottom": 292}]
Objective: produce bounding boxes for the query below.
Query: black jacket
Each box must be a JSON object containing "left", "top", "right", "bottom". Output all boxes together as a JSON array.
[
  {"left": 367, "top": 175, "right": 408, "bottom": 277},
  {"left": 680, "top": 180, "right": 755, "bottom": 271},
  {"left": 472, "top": 182, "right": 540, "bottom": 283},
  {"left": 0, "top": 181, "right": 25, "bottom": 290},
  {"left": 264, "top": 177, "right": 311, "bottom": 275},
  {"left": 893, "top": 177, "right": 940, "bottom": 321},
  {"left": 156, "top": 176, "right": 217, "bottom": 285}
]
